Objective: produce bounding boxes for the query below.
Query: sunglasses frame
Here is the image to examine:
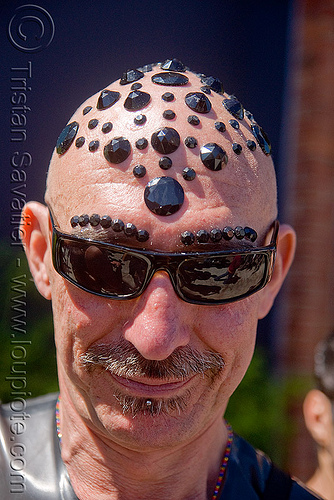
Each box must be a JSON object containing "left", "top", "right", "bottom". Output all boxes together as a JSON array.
[{"left": 49, "top": 209, "right": 279, "bottom": 305}]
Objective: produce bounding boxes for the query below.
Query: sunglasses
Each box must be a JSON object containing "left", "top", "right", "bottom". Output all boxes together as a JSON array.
[{"left": 49, "top": 210, "right": 279, "bottom": 305}]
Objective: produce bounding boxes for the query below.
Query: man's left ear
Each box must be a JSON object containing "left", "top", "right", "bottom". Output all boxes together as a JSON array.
[{"left": 258, "top": 223, "right": 296, "bottom": 319}]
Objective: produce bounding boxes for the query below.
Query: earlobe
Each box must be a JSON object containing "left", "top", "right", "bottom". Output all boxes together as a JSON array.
[
  {"left": 20, "top": 202, "right": 52, "bottom": 300},
  {"left": 257, "top": 223, "right": 296, "bottom": 319},
  {"left": 303, "top": 389, "right": 333, "bottom": 447}
]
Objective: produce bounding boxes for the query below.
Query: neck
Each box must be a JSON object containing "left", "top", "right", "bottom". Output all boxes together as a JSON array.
[
  {"left": 307, "top": 450, "right": 334, "bottom": 500},
  {"left": 57, "top": 391, "right": 229, "bottom": 500}
]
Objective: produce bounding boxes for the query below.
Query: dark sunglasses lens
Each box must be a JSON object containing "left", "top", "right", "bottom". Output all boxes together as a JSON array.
[
  {"left": 177, "top": 253, "right": 269, "bottom": 303},
  {"left": 57, "top": 238, "right": 149, "bottom": 297}
]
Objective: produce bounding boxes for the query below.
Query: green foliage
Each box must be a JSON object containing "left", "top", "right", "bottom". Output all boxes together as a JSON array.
[{"left": 0, "top": 242, "right": 58, "bottom": 403}]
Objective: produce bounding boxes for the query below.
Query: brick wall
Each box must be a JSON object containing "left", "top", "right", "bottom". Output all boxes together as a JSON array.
[{"left": 279, "top": 0, "right": 334, "bottom": 480}]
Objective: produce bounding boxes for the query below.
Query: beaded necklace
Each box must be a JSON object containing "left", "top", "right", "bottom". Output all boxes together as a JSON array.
[
  {"left": 211, "top": 422, "right": 233, "bottom": 499},
  {"left": 55, "top": 397, "right": 233, "bottom": 499}
]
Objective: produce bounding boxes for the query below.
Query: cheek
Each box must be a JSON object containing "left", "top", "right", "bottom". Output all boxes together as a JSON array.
[
  {"left": 195, "top": 297, "right": 260, "bottom": 394},
  {"left": 50, "top": 275, "right": 129, "bottom": 363}
]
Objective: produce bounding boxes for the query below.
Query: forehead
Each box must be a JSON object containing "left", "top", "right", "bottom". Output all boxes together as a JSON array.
[{"left": 48, "top": 59, "right": 276, "bottom": 244}]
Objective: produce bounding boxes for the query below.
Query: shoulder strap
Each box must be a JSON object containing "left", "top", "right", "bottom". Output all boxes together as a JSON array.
[{"left": 262, "top": 462, "right": 293, "bottom": 500}]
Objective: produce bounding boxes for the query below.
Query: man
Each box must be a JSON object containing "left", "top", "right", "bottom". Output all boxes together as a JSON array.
[
  {"left": 303, "top": 331, "right": 334, "bottom": 500},
  {"left": 0, "top": 58, "right": 320, "bottom": 499}
]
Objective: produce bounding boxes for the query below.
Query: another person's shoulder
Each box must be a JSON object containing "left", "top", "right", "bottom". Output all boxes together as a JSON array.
[{"left": 223, "top": 434, "right": 323, "bottom": 499}]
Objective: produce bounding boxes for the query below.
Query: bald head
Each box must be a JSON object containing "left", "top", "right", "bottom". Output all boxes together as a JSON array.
[{"left": 46, "top": 58, "right": 277, "bottom": 245}]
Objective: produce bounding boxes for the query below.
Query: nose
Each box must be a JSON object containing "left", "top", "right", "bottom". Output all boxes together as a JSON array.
[{"left": 122, "top": 271, "right": 191, "bottom": 360}]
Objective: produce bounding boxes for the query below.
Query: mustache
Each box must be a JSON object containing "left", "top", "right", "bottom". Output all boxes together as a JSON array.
[{"left": 80, "top": 338, "right": 225, "bottom": 381}]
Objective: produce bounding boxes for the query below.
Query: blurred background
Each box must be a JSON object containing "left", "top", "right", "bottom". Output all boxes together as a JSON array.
[{"left": 0, "top": 0, "right": 333, "bottom": 481}]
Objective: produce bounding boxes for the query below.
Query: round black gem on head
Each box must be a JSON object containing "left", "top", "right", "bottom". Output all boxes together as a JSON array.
[
  {"left": 222, "top": 227, "right": 234, "bottom": 240},
  {"left": 187, "top": 115, "right": 200, "bottom": 126},
  {"left": 159, "top": 156, "right": 172, "bottom": 170},
  {"left": 182, "top": 167, "right": 196, "bottom": 181},
  {"left": 144, "top": 176, "right": 184, "bottom": 216},
  {"left": 90, "top": 214, "right": 100, "bottom": 226},
  {"left": 200, "top": 143, "right": 228, "bottom": 171},
  {"left": 210, "top": 228, "right": 223, "bottom": 242},
  {"left": 196, "top": 230, "right": 210, "bottom": 243},
  {"left": 200, "top": 76, "right": 224, "bottom": 94},
  {"left": 133, "top": 164, "right": 146, "bottom": 178},
  {"left": 96, "top": 90, "right": 121, "bottom": 110},
  {"left": 160, "top": 58, "right": 186, "bottom": 72},
  {"left": 88, "top": 119, "right": 99, "bottom": 129},
  {"left": 79, "top": 214, "right": 89, "bottom": 226},
  {"left": 234, "top": 226, "right": 245, "bottom": 239},
  {"left": 83, "top": 106, "right": 92, "bottom": 115},
  {"left": 200, "top": 86, "right": 211, "bottom": 94},
  {"left": 124, "top": 90, "right": 151, "bottom": 111},
  {"left": 232, "top": 143, "right": 242, "bottom": 155},
  {"left": 181, "top": 231, "right": 195, "bottom": 245},
  {"left": 134, "top": 114, "right": 147, "bottom": 125},
  {"left": 120, "top": 69, "right": 144, "bottom": 85},
  {"left": 75, "top": 136, "right": 85, "bottom": 148},
  {"left": 223, "top": 97, "right": 244, "bottom": 120},
  {"left": 135, "top": 138, "right": 148, "bottom": 150},
  {"left": 131, "top": 82, "right": 142, "bottom": 90},
  {"left": 102, "top": 122, "right": 113, "bottom": 134},
  {"left": 244, "top": 227, "right": 257, "bottom": 242},
  {"left": 89, "top": 140, "right": 99, "bottom": 152},
  {"left": 215, "top": 121, "right": 226, "bottom": 133},
  {"left": 251, "top": 124, "right": 271, "bottom": 155},
  {"left": 70, "top": 216, "right": 79, "bottom": 227},
  {"left": 185, "top": 92, "right": 211, "bottom": 114},
  {"left": 100, "top": 216, "right": 112, "bottom": 228},
  {"left": 124, "top": 223, "right": 137, "bottom": 237},
  {"left": 162, "top": 92, "right": 174, "bottom": 102},
  {"left": 229, "top": 119, "right": 239, "bottom": 130},
  {"left": 104, "top": 137, "right": 131, "bottom": 164},
  {"left": 152, "top": 72, "right": 189, "bottom": 86},
  {"left": 111, "top": 219, "right": 124, "bottom": 232},
  {"left": 184, "top": 136, "right": 197, "bottom": 149},
  {"left": 151, "top": 127, "right": 180, "bottom": 154},
  {"left": 56, "top": 121, "right": 79, "bottom": 155},
  {"left": 137, "top": 229, "right": 149, "bottom": 242},
  {"left": 246, "top": 139, "right": 256, "bottom": 151},
  {"left": 163, "top": 109, "right": 176, "bottom": 120}
]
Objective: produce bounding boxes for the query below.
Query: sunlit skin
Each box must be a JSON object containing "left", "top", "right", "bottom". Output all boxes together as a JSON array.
[{"left": 22, "top": 68, "right": 296, "bottom": 499}]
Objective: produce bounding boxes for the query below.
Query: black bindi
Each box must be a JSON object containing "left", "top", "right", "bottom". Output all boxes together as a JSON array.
[
  {"left": 120, "top": 69, "right": 145, "bottom": 85},
  {"left": 200, "top": 143, "right": 228, "bottom": 171},
  {"left": 56, "top": 121, "right": 79, "bottom": 155},
  {"left": 133, "top": 165, "right": 146, "bottom": 178},
  {"left": 89, "top": 140, "right": 99, "bottom": 152},
  {"left": 159, "top": 156, "right": 172, "bottom": 170},
  {"left": 162, "top": 92, "right": 175, "bottom": 102},
  {"left": 151, "top": 127, "right": 180, "bottom": 154},
  {"left": 102, "top": 122, "right": 113, "bottom": 134},
  {"left": 135, "top": 138, "right": 148, "bottom": 150},
  {"left": 124, "top": 90, "right": 151, "bottom": 111},
  {"left": 104, "top": 137, "right": 131, "bottom": 164},
  {"left": 151, "top": 72, "right": 189, "bottom": 86},
  {"left": 185, "top": 92, "right": 211, "bottom": 114},
  {"left": 96, "top": 90, "right": 121, "bottom": 110},
  {"left": 88, "top": 119, "right": 99, "bottom": 129},
  {"left": 75, "top": 136, "right": 85, "bottom": 148},
  {"left": 134, "top": 114, "right": 147, "bottom": 125},
  {"left": 144, "top": 176, "right": 184, "bottom": 216}
]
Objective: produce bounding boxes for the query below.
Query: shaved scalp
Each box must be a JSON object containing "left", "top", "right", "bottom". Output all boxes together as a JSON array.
[{"left": 45, "top": 59, "right": 277, "bottom": 236}]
